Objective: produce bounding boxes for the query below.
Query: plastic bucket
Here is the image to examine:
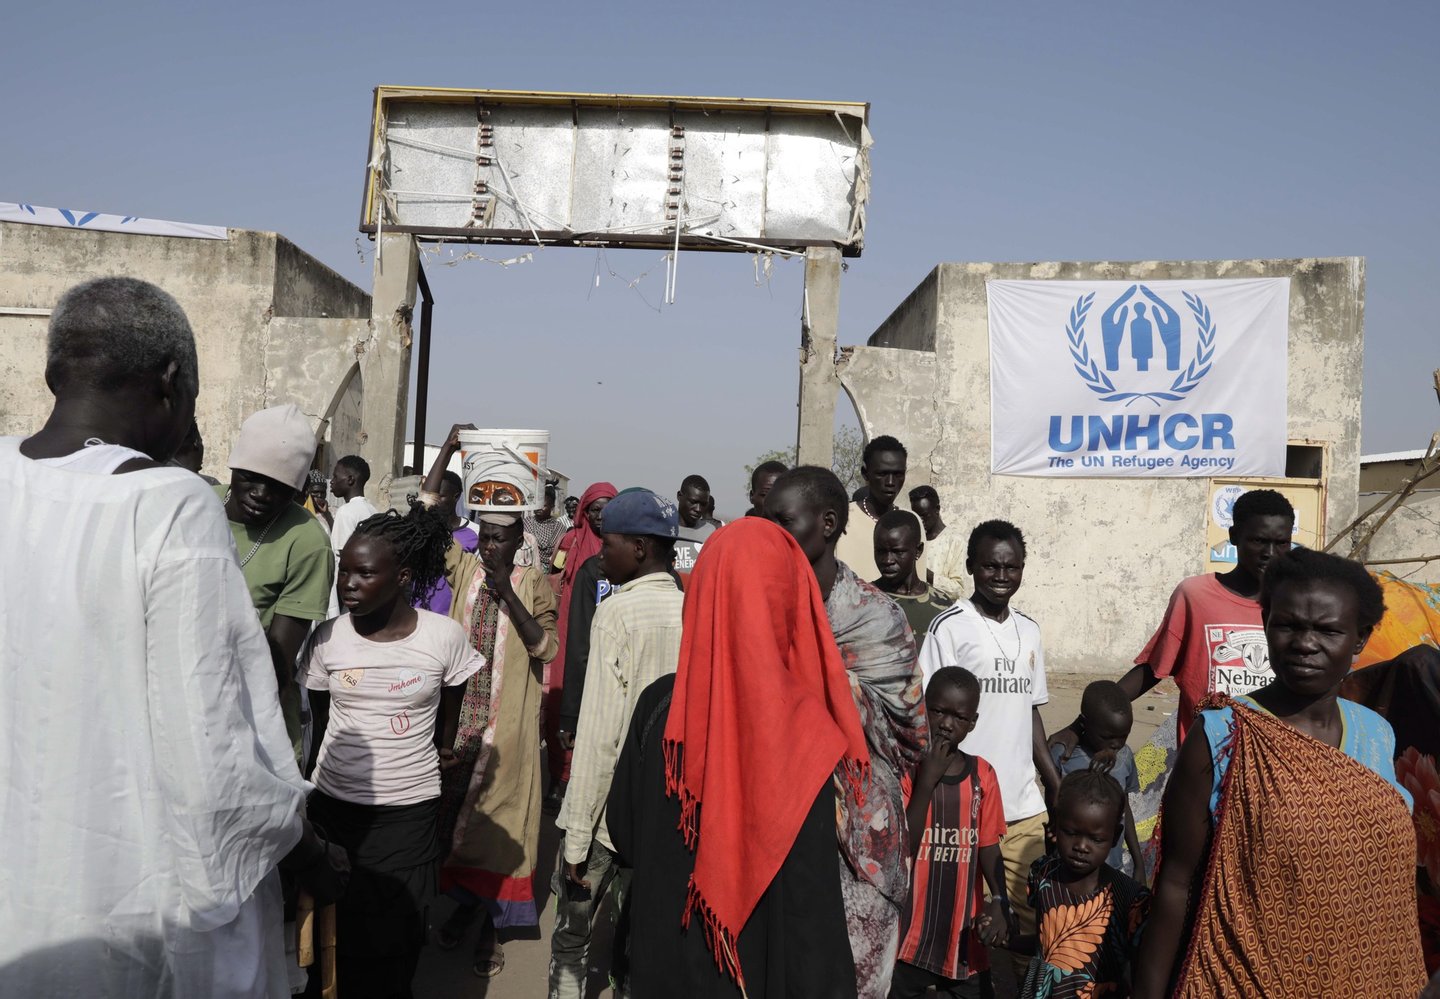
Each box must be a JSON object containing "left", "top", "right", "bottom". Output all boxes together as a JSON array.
[{"left": 457, "top": 429, "right": 550, "bottom": 513}]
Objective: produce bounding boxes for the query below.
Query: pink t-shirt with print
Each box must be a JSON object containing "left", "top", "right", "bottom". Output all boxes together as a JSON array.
[{"left": 305, "top": 609, "right": 483, "bottom": 805}]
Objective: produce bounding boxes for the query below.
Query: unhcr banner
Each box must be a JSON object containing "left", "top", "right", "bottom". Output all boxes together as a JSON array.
[{"left": 987, "top": 278, "right": 1289, "bottom": 477}]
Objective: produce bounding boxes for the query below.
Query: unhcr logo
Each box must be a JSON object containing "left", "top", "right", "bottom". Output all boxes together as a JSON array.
[{"left": 1048, "top": 284, "right": 1235, "bottom": 471}]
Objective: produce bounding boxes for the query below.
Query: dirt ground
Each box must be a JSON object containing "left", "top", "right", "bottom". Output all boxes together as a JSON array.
[{"left": 412, "top": 674, "right": 1179, "bottom": 999}]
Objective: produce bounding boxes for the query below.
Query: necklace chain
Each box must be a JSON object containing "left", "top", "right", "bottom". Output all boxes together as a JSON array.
[
  {"left": 224, "top": 490, "right": 283, "bottom": 567},
  {"left": 972, "top": 598, "right": 1021, "bottom": 663}
]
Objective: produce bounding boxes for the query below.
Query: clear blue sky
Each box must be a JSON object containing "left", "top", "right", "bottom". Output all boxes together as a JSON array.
[{"left": 8, "top": 1, "right": 1436, "bottom": 515}]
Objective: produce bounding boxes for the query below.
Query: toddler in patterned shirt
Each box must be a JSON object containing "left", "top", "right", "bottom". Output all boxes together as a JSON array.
[{"left": 1006, "top": 771, "right": 1150, "bottom": 998}]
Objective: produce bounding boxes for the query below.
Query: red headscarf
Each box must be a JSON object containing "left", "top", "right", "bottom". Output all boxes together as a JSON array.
[
  {"left": 553, "top": 481, "right": 618, "bottom": 670},
  {"left": 663, "top": 518, "right": 869, "bottom": 990}
]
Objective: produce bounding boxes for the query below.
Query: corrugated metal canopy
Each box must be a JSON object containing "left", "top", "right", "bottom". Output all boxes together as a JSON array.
[{"left": 361, "top": 87, "right": 871, "bottom": 256}]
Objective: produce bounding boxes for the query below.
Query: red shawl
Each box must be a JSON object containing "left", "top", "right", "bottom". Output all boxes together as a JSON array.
[
  {"left": 662, "top": 518, "right": 870, "bottom": 990},
  {"left": 553, "top": 481, "right": 616, "bottom": 671}
]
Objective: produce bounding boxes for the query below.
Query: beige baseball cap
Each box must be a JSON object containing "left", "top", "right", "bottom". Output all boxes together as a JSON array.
[{"left": 228, "top": 404, "right": 318, "bottom": 492}]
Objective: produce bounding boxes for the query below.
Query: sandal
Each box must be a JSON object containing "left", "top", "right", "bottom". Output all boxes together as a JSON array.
[{"left": 472, "top": 941, "right": 505, "bottom": 978}]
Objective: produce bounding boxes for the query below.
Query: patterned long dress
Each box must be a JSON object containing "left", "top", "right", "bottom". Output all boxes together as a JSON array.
[
  {"left": 436, "top": 542, "right": 559, "bottom": 928},
  {"left": 435, "top": 587, "right": 500, "bottom": 847}
]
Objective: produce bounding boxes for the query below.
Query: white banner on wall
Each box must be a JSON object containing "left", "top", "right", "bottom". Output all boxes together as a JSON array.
[
  {"left": 987, "top": 278, "right": 1289, "bottom": 477},
  {"left": 0, "top": 203, "right": 227, "bottom": 240}
]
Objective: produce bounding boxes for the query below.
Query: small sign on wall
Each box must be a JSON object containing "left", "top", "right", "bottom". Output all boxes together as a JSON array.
[{"left": 1204, "top": 475, "right": 1325, "bottom": 572}]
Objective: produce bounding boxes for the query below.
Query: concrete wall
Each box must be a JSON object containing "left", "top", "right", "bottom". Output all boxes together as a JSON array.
[
  {"left": 265, "top": 317, "right": 371, "bottom": 475},
  {"left": 838, "top": 345, "right": 940, "bottom": 459},
  {"left": 273, "top": 236, "right": 371, "bottom": 320},
  {"left": 838, "top": 257, "right": 1365, "bottom": 673},
  {"left": 0, "top": 221, "right": 377, "bottom": 490},
  {"left": 867, "top": 268, "right": 939, "bottom": 353},
  {"left": 1357, "top": 492, "right": 1440, "bottom": 586}
]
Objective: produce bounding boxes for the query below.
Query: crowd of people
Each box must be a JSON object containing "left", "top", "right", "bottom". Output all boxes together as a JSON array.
[{"left": 3, "top": 276, "right": 1439, "bottom": 999}]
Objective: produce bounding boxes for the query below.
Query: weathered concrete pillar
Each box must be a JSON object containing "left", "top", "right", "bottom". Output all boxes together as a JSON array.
[
  {"left": 796, "top": 246, "right": 842, "bottom": 466},
  {"left": 361, "top": 232, "right": 419, "bottom": 504}
]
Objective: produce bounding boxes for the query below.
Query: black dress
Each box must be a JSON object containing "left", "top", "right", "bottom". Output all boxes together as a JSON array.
[{"left": 606, "top": 674, "right": 858, "bottom": 998}]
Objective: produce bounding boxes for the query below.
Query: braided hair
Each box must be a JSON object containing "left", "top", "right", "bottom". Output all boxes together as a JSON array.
[{"left": 352, "top": 504, "right": 452, "bottom": 600}]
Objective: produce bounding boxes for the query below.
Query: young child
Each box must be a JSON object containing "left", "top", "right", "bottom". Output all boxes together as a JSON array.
[
  {"left": 1010, "top": 771, "right": 1151, "bottom": 999},
  {"left": 892, "top": 667, "right": 1011, "bottom": 999},
  {"left": 1048, "top": 680, "right": 1144, "bottom": 877},
  {"left": 303, "top": 506, "right": 484, "bottom": 998}
]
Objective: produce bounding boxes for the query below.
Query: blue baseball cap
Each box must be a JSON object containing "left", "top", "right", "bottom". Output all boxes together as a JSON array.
[{"left": 601, "top": 488, "right": 680, "bottom": 539}]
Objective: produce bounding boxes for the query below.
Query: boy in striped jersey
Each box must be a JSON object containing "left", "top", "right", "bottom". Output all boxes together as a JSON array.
[{"left": 894, "top": 666, "right": 1011, "bottom": 997}]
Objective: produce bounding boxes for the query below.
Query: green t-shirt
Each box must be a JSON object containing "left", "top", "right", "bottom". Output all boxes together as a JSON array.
[
  {"left": 215, "top": 484, "right": 334, "bottom": 628},
  {"left": 217, "top": 485, "right": 333, "bottom": 758},
  {"left": 890, "top": 585, "right": 954, "bottom": 652}
]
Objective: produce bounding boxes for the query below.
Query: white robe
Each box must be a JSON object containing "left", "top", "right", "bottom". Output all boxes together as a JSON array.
[{"left": 0, "top": 438, "right": 308, "bottom": 998}]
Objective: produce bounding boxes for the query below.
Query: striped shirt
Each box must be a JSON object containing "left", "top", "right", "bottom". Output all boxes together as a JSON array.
[
  {"left": 558, "top": 571, "right": 685, "bottom": 863},
  {"left": 898, "top": 757, "right": 1006, "bottom": 980}
]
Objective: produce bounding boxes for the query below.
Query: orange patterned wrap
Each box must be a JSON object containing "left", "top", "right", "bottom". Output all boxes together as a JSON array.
[{"left": 1175, "top": 695, "right": 1426, "bottom": 996}]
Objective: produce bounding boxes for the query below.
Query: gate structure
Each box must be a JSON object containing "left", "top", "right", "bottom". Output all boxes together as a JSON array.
[{"left": 358, "top": 87, "right": 872, "bottom": 476}]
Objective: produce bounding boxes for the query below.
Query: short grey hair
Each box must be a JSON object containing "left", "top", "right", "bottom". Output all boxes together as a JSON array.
[{"left": 46, "top": 277, "right": 199, "bottom": 396}]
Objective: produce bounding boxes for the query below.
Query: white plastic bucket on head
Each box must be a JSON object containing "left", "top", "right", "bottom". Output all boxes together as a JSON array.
[{"left": 457, "top": 429, "right": 550, "bottom": 513}]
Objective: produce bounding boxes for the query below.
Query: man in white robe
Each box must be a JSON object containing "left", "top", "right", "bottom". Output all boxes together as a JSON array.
[{"left": 0, "top": 277, "right": 343, "bottom": 998}]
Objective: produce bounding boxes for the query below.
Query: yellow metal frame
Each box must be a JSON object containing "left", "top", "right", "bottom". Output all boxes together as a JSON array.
[{"left": 361, "top": 86, "right": 869, "bottom": 229}]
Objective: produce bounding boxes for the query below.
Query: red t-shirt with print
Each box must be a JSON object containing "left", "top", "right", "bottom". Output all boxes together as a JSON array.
[{"left": 1136, "top": 573, "right": 1272, "bottom": 743}]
